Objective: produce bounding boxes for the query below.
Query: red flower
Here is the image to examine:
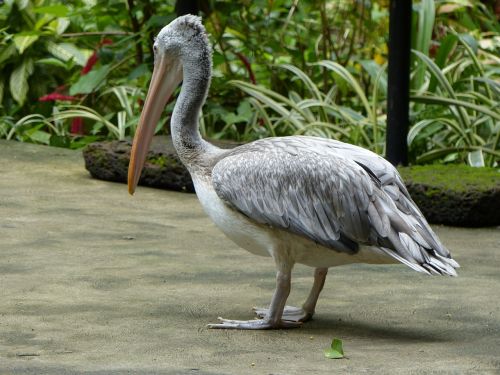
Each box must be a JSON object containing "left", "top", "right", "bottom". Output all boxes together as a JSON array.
[
  {"left": 39, "top": 93, "right": 78, "bottom": 102},
  {"left": 81, "top": 38, "right": 114, "bottom": 75},
  {"left": 81, "top": 52, "right": 99, "bottom": 75},
  {"left": 70, "top": 117, "right": 85, "bottom": 135}
]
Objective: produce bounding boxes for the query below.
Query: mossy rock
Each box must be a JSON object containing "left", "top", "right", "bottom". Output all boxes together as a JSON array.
[
  {"left": 83, "top": 136, "right": 195, "bottom": 192},
  {"left": 82, "top": 136, "right": 240, "bottom": 193},
  {"left": 398, "top": 165, "right": 500, "bottom": 227}
]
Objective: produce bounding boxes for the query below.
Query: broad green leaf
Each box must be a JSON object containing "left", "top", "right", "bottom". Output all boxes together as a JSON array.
[
  {"left": 58, "top": 18, "right": 70, "bottom": 34},
  {"left": 0, "top": 44, "right": 17, "bottom": 65},
  {"left": 467, "top": 150, "right": 485, "bottom": 167},
  {"left": 47, "top": 42, "right": 89, "bottom": 66},
  {"left": 34, "top": 14, "right": 54, "bottom": 31},
  {"left": 127, "top": 64, "right": 149, "bottom": 81},
  {"left": 29, "top": 130, "right": 51, "bottom": 145},
  {"left": 443, "top": 153, "right": 459, "bottom": 163},
  {"left": 9, "top": 58, "right": 34, "bottom": 105},
  {"left": 36, "top": 57, "right": 69, "bottom": 69},
  {"left": 32, "top": 5, "right": 69, "bottom": 17},
  {"left": 324, "top": 338, "right": 344, "bottom": 359},
  {"left": 48, "top": 17, "right": 71, "bottom": 35},
  {"left": 13, "top": 34, "right": 39, "bottom": 54},
  {"left": 237, "top": 100, "right": 253, "bottom": 118},
  {"left": 70, "top": 65, "right": 111, "bottom": 95},
  {"left": 222, "top": 112, "right": 248, "bottom": 125}
]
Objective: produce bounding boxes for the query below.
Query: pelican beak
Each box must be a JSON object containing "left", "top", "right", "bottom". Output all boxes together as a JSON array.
[{"left": 128, "top": 54, "right": 182, "bottom": 195}]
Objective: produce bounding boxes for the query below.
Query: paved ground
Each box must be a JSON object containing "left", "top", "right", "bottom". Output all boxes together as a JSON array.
[{"left": 1, "top": 140, "right": 499, "bottom": 374}]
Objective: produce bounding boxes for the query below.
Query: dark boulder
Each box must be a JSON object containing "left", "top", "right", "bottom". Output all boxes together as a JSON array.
[
  {"left": 398, "top": 165, "right": 500, "bottom": 227},
  {"left": 83, "top": 136, "right": 195, "bottom": 192}
]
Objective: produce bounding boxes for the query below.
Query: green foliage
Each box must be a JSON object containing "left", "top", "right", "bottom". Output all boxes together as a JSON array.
[
  {"left": 230, "top": 60, "right": 387, "bottom": 153},
  {"left": 409, "top": 31, "right": 500, "bottom": 167},
  {"left": 0, "top": 0, "right": 498, "bottom": 169},
  {"left": 198, "top": 0, "right": 391, "bottom": 141},
  {"left": 0, "top": 0, "right": 84, "bottom": 110},
  {"left": 0, "top": 0, "right": 177, "bottom": 147}
]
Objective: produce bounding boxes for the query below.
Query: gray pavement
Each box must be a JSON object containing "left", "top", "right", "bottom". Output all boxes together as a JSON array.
[{"left": 1, "top": 139, "right": 499, "bottom": 374}]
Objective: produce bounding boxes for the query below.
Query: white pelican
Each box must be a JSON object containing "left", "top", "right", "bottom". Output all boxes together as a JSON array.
[{"left": 128, "top": 15, "right": 459, "bottom": 330}]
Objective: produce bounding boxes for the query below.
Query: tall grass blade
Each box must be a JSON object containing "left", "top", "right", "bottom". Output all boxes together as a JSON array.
[
  {"left": 413, "top": 0, "right": 435, "bottom": 90},
  {"left": 412, "top": 50, "right": 471, "bottom": 131},
  {"left": 411, "top": 95, "right": 500, "bottom": 122},
  {"left": 312, "top": 61, "right": 373, "bottom": 118}
]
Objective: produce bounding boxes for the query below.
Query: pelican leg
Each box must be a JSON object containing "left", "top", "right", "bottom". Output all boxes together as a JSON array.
[
  {"left": 207, "top": 268, "right": 301, "bottom": 329},
  {"left": 254, "top": 267, "right": 328, "bottom": 323}
]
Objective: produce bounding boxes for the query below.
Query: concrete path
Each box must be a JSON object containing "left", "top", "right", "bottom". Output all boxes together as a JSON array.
[{"left": 1, "top": 140, "right": 499, "bottom": 374}]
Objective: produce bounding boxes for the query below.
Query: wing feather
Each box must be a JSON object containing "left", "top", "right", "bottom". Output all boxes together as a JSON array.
[{"left": 211, "top": 136, "right": 459, "bottom": 275}]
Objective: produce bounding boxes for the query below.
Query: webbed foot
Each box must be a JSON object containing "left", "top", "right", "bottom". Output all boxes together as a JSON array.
[
  {"left": 253, "top": 305, "right": 313, "bottom": 323},
  {"left": 207, "top": 317, "right": 302, "bottom": 330}
]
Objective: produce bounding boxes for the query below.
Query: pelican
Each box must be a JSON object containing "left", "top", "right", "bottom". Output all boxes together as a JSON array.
[{"left": 128, "top": 15, "right": 459, "bottom": 330}]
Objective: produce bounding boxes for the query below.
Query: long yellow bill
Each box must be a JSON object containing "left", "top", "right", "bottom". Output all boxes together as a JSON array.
[{"left": 127, "top": 55, "right": 182, "bottom": 195}]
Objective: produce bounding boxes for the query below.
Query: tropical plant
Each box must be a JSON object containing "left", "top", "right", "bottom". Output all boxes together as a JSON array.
[
  {"left": 0, "top": 0, "right": 498, "bottom": 169},
  {"left": 230, "top": 60, "right": 387, "bottom": 153},
  {"left": 226, "top": 1, "right": 499, "bottom": 166},
  {"left": 0, "top": 0, "right": 89, "bottom": 115},
  {"left": 0, "top": 0, "right": 177, "bottom": 147},
  {"left": 409, "top": 33, "right": 500, "bottom": 167}
]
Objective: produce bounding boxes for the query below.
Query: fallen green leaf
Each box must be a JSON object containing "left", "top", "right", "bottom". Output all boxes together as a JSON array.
[{"left": 324, "top": 338, "right": 344, "bottom": 359}]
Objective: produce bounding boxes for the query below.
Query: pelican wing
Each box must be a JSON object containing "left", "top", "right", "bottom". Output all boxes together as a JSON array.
[{"left": 211, "top": 136, "right": 458, "bottom": 275}]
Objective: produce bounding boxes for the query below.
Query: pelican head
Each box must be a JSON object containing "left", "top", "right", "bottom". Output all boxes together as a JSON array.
[{"left": 128, "top": 15, "right": 211, "bottom": 195}]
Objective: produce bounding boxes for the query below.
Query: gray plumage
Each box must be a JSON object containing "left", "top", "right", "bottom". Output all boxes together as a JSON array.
[{"left": 212, "top": 136, "right": 458, "bottom": 276}]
